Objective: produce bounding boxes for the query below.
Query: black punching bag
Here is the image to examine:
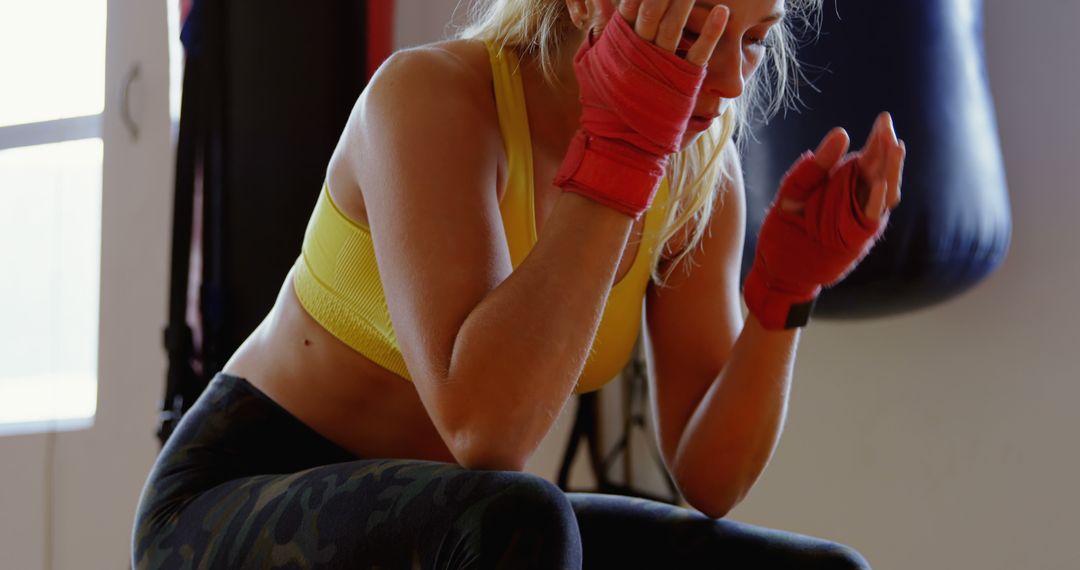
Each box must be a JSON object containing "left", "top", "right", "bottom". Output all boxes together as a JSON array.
[{"left": 742, "top": 0, "right": 1011, "bottom": 318}]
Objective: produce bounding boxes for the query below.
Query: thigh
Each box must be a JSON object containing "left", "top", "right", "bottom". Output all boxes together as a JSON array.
[
  {"left": 568, "top": 493, "right": 871, "bottom": 569},
  {"left": 136, "top": 458, "right": 581, "bottom": 570}
]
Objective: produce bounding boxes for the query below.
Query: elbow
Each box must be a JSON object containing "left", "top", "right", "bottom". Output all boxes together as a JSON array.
[
  {"left": 424, "top": 373, "right": 545, "bottom": 473},
  {"left": 682, "top": 491, "right": 737, "bottom": 520},
  {"left": 448, "top": 428, "right": 528, "bottom": 472},
  {"left": 673, "top": 464, "right": 746, "bottom": 519},
  {"left": 457, "top": 454, "right": 527, "bottom": 472},
  {"left": 428, "top": 377, "right": 539, "bottom": 472}
]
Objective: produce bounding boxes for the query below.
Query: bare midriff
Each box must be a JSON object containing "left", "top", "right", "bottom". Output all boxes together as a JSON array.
[{"left": 224, "top": 271, "right": 457, "bottom": 462}]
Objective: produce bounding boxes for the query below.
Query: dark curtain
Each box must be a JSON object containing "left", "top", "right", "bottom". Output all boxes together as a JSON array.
[{"left": 160, "top": 0, "right": 384, "bottom": 444}]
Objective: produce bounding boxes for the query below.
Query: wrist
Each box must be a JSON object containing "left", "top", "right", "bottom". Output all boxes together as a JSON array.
[
  {"left": 554, "top": 130, "right": 667, "bottom": 218},
  {"left": 743, "top": 265, "right": 819, "bottom": 330}
]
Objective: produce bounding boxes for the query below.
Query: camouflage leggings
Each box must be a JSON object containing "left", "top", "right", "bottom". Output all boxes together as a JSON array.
[{"left": 132, "top": 373, "right": 871, "bottom": 569}]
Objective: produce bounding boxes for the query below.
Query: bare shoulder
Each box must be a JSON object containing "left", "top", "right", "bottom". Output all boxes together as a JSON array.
[
  {"left": 331, "top": 39, "right": 501, "bottom": 184},
  {"left": 323, "top": 38, "right": 506, "bottom": 224},
  {"left": 367, "top": 39, "right": 493, "bottom": 109}
]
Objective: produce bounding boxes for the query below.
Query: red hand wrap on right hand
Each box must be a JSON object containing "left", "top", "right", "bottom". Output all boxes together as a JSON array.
[
  {"left": 744, "top": 152, "right": 889, "bottom": 330},
  {"left": 554, "top": 15, "right": 706, "bottom": 218}
]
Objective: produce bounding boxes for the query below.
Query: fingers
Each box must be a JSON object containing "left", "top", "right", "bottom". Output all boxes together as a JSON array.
[
  {"left": 634, "top": 0, "right": 696, "bottom": 48},
  {"left": 865, "top": 175, "right": 888, "bottom": 222},
  {"left": 813, "top": 127, "right": 849, "bottom": 171},
  {"left": 856, "top": 112, "right": 902, "bottom": 205},
  {"left": 684, "top": 6, "right": 728, "bottom": 66},
  {"left": 862, "top": 113, "right": 884, "bottom": 158},
  {"left": 783, "top": 114, "right": 902, "bottom": 224},
  {"left": 654, "top": 0, "right": 694, "bottom": 52},
  {"left": 634, "top": 0, "right": 669, "bottom": 41},
  {"left": 886, "top": 140, "right": 905, "bottom": 209},
  {"left": 594, "top": 0, "right": 616, "bottom": 20},
  {"left": 858, "top": 112, "right": 898, "bottom": 170},
  {"left": 615, "top": 0, "right": 640, "bottom": 25},
  {"left": 606, "top": 0, "right": 722, "bottom": 65},
  {"left": 877, "top": 114, "right": 902, "bottom": 211},
  {"left": 779, "top": 128, "right": 847, "bottom": 214},
  {"left": 861, "top": 113, "right": 902, "bottom": 220},
  {"left": 584, "top": 0, "right": 621, "bottom": 36}
]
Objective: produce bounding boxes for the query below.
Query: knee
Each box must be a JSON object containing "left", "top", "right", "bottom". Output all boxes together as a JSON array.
[
  {"left": 478, "top": 471, "right": 580, "bottom": 544},
  {"left": 808, "top": 544, "right": 873, "bottom": 570},
  {"left": 466, "top": 471, "right": 582, "bottom": 569}
]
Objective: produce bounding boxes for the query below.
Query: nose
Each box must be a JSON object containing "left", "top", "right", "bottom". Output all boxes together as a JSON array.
[{"left": 701, "top": 42, "right": 746, "bottom": 100}]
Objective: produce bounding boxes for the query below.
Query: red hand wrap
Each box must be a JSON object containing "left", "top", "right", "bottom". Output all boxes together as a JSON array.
[
  {"left": 554, "top": 15, "right": 705, "bottom": 218},
  {"left": 744, "top": 152, "right": 889, "bottom": 330}
]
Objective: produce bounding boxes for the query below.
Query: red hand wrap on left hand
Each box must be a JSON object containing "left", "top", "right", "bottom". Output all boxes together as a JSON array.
[{"left": 744, "top": 151, "right": 889, "bottom": 330}]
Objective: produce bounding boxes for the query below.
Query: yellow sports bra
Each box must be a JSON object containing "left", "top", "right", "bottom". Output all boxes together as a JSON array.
[{"left": 292, "top": 42, "right": 673, "bottom": 393}]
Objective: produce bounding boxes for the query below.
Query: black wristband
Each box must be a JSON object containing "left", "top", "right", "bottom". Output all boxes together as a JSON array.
[{"left": 784, "top": 297, "right": 817, "bottom": 329}]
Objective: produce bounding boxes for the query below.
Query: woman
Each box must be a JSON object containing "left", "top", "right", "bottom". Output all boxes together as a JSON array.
[{"left": 133, "top": 0, "right": 904, "bottom": 567}]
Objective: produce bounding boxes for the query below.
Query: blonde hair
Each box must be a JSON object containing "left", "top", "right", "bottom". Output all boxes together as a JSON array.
[{"left": 459, "top": 0, "right": 823, "bottom": 283}]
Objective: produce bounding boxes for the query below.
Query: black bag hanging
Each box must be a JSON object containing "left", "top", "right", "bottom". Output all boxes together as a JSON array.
[{"left": 742, "top": 0, "right": 1012, "bottom": 318}]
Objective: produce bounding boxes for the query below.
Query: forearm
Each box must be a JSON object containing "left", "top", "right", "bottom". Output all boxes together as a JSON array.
[
  {"left": 672, "top": 313, "right": 800, "bottom": 517},
  {"left": 445, "top": 191, "right": 634, "bottom": 469}
]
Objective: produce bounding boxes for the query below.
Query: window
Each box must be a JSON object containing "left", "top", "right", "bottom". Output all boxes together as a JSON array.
[{"left": 0, "top": 0, "right": 107, "bottom": 433}]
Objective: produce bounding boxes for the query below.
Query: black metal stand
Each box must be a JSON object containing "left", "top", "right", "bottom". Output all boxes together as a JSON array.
[{"left": 556, "top": 349, "right": 681, "bottom": 504}]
